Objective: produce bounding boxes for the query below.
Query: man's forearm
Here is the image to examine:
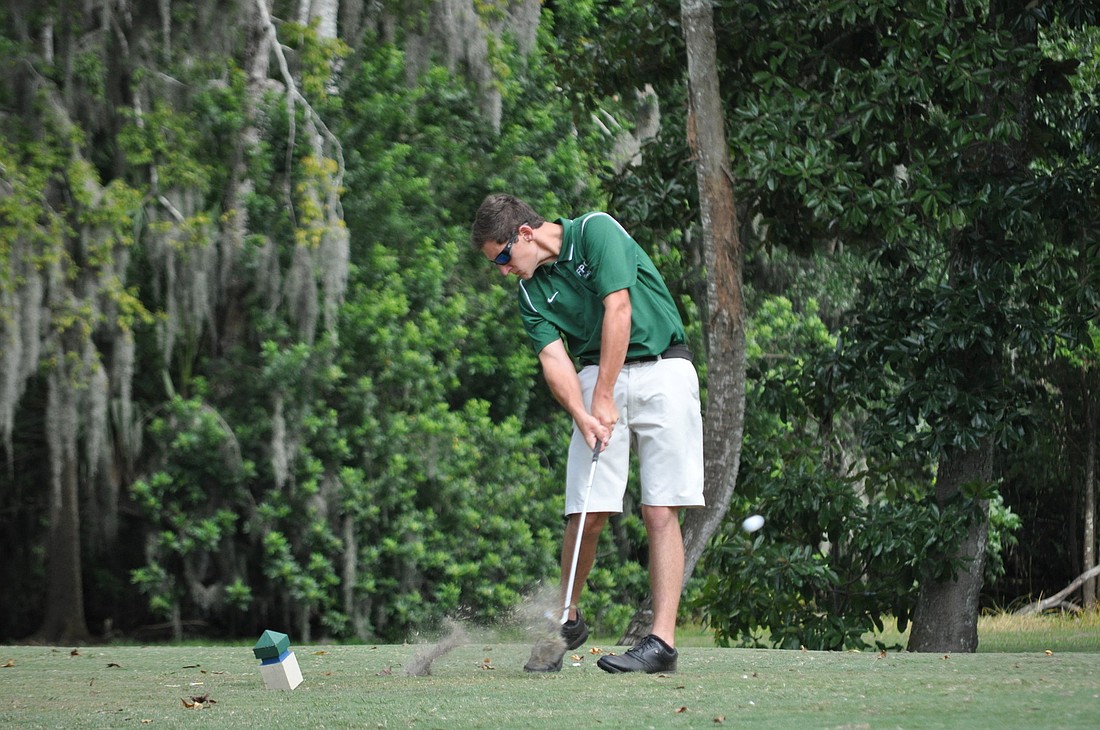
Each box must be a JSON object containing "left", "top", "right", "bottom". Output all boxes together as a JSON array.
[
  {"left": 594, "top": 289, "right": 631, "bottom": 401},
  {"left": 539, "top": 341, "right": 587, "bottom": 421}
]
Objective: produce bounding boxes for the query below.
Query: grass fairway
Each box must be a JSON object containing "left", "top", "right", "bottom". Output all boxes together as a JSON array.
[{"left": 2, "top": 636, "right": 1097, "bottom": 729}]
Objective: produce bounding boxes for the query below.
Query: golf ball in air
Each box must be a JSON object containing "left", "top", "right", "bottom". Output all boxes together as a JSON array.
[{"left": 741, "top": 514, "right": 765, "bottom": 533}]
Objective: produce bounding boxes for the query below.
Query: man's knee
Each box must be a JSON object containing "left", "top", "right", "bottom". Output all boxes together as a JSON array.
[
  {"left": 576, "top": 512, "right": 610, "bottom": 539},
  {"left": 641, "top": 505, "right": 680, "bottom": 533}
]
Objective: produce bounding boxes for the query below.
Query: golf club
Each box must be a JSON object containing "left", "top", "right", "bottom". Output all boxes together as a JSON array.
[{"left": 561, "top": 441, "right": 602, "bottom": 625}]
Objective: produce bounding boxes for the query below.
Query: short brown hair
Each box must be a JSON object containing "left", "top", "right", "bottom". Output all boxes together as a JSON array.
[{"left": 470, "top": 193, "right": 546, "bottom": 252}]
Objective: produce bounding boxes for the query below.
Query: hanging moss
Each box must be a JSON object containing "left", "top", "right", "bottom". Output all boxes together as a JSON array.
[
  {"left": 397, "top": 0, "right": 542, "bottom": 131},
  {"left": 146, "top": 207, "right": 220, "bottom": 379}
]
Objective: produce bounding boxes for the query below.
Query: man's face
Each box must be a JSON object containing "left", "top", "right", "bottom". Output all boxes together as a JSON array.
[{"left": 484, "top": 224, "right": 530, "bottom": 280}]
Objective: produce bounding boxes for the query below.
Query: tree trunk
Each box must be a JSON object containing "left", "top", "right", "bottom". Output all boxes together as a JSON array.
[
  {"left": 907, "top": 443, "right": 991, "bottom": 653},
  {"left": 36, "top": 368, "right": 91, "bottom": 643},
  {"left": 620, "top": 0, "right": 746, "bottom": 645},
  {"left": 300, "top": 0, "right": 339, "bottom": 40},
  {"left": 1083, "top": 371, "right": 1097, "bottom": 609},
  {"left": 218, "top": 0, "right": 271, "bottom": 356},
  {"left": 39, "top": 453, "right": 90, "bottom": 642}
]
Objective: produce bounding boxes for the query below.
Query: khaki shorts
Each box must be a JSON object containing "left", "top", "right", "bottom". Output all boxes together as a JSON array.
[{"left": 565, "top": 356, "right": 706, "bottom": 515}]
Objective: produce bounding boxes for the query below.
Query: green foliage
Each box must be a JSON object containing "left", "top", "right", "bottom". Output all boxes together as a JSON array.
[
  {"left": 129, "top": 396, "right": 254, "bottom": 625},
  {"left": 3, "top": 0, "right": 1096, "bottom": 649},
  {"left": 713, "top": 0, "right": 1094, "bottom": 466},
  {"left": 700, "top": 2, "right": 1094, "bottom": 635},
  {"left": 351, "top": 401, "right": 562, "bottom": 636},
  {"left": 117, "top": 104, "right": 213, "bottom": 192},
  {"left": 108, "top": 27, "right": 623, "bottom": 642},
  {"left": 280, "top": 20, "right": 350, "bottom": 107},
  {"left": 313, "top": 29, "right": 647, "bottom": 638},
  {"left": 693, "top": 294, "right": 999, "bottom": 650},
  {"left": 985, "top": 492, "right": 1022, "bottom": 586},
  {"left": 544, "top": 0, "right": 683, "bottom": 116}
]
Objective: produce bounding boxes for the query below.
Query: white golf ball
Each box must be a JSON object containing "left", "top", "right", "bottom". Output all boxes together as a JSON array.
[{"left": 741, "top": 514, "right": 765, "bottom": 533}]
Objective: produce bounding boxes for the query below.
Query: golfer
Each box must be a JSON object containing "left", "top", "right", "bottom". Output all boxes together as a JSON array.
[{"left": 471, "top": 193, "right": 705, "bottom": 674}]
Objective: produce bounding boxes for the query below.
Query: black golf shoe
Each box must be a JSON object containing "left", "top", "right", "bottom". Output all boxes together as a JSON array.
[
  {"left": 596, "top": 634, "right": 678, "bottom": 674},
  {"left": 562, "top": 611, "right": 589, "bottom": 650}
]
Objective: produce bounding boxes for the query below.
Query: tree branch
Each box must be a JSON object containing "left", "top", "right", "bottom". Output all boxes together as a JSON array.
[
  {"left": 253, "top": 0, "right": 346, "bottom": 222},
  {"left": 1015, "top": 565, "right": 1100, "bottom": 615}
]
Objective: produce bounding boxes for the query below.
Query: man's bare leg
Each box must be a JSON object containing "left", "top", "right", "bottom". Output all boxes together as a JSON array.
[
  {"left": 560, "top": 512, "right": 609, "bottom": 621},
  {"left": 641, "top": 505, "right": 684, "bottom": 646}
]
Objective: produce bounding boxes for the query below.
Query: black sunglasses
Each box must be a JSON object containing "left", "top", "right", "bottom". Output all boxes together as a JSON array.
[{"left": 492, "top": 223, "right": 527, "bottom": 265}]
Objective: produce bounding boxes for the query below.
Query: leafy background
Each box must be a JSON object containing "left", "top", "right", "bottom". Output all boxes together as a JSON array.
[{"left": 1, "top": 1, "right": 1097, "bottom": 648}]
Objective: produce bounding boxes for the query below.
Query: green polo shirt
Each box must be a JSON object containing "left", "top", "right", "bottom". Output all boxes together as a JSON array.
[{"left": 518, "top": 212, "right": 686, "bottom": 366}]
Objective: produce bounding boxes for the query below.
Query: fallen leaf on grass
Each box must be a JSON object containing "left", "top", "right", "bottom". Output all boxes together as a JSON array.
[
  {"left": 714, "top": 716, "right": 726, "bottom": 724},
  {"left": 107, "top": 662, "right": 121, "bottom": 668},
  {"left": 1044, "top": 650, "right": 1053, "bottom": 656},
  {"left": 2, "top": 659, "right": 14, "bottom": 667},
  {"left": 181, "top": 693, "right": 215, "bottom": 709},
  {"left": 70, "top": 649, "right": 81, "bottom": 657},
  {"left": 376, "top": 666, "right": 393, "bottom": 676},
  {"left": 675, "top": 706, "right": 688, "bottom": 714},
  {"left": 479, "top": 658, "right": 494, "bottom": 670},
  {"left": 314, "top": 650, "right": 328, "bottom": 655},
  {"left": 570, "top": 654, "right": 583, "bottom": 662},
  {"left": 589, "top": 647, "right": 604, "bottom": 655},
  {"left": 182, "top": 664, "right": 200, "bottom": 669}
]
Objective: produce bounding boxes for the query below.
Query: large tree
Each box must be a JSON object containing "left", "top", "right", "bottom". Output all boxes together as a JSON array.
[
  {"left": 676, "top": 0, "right": 745, "bottom": 599},
  {"left": 617, "top": 0, "right": 746, "bottom": 645},
  {"left": 812, "top": 0, "right": 1098, "bottom": 650},
  {"left": 537, "top": 0, "right": 749, "bottom": 645},
  {"left": 690, "top": 0, "right": 1099, "bottom": 650}
]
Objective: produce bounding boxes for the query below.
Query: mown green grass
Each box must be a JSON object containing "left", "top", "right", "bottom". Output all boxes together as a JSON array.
[{"left": 3, "top": 614, "right": 1098, "bottom": 730}]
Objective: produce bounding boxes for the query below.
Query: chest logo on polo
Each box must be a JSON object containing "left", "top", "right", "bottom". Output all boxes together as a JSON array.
[
  {"left": 547, "top": 291, "right": 560, "bottom": 304},
  {"left": 575, "top": 261, "right": 593, "bottom": 280}
]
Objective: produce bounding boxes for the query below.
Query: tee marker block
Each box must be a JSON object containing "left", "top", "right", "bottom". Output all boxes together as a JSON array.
[{"left": 253, "top": 630, "right": 303, "bottom": 690}]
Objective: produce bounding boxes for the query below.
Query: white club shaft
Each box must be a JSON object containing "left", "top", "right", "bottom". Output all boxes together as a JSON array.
[{"left": 562, "top": 444, "right": 601, "bottom": 625}]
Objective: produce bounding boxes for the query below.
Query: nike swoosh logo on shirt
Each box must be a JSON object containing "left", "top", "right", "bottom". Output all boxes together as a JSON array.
[{"left": 547, "top": 291, "right": 559, "bottom": 304}]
